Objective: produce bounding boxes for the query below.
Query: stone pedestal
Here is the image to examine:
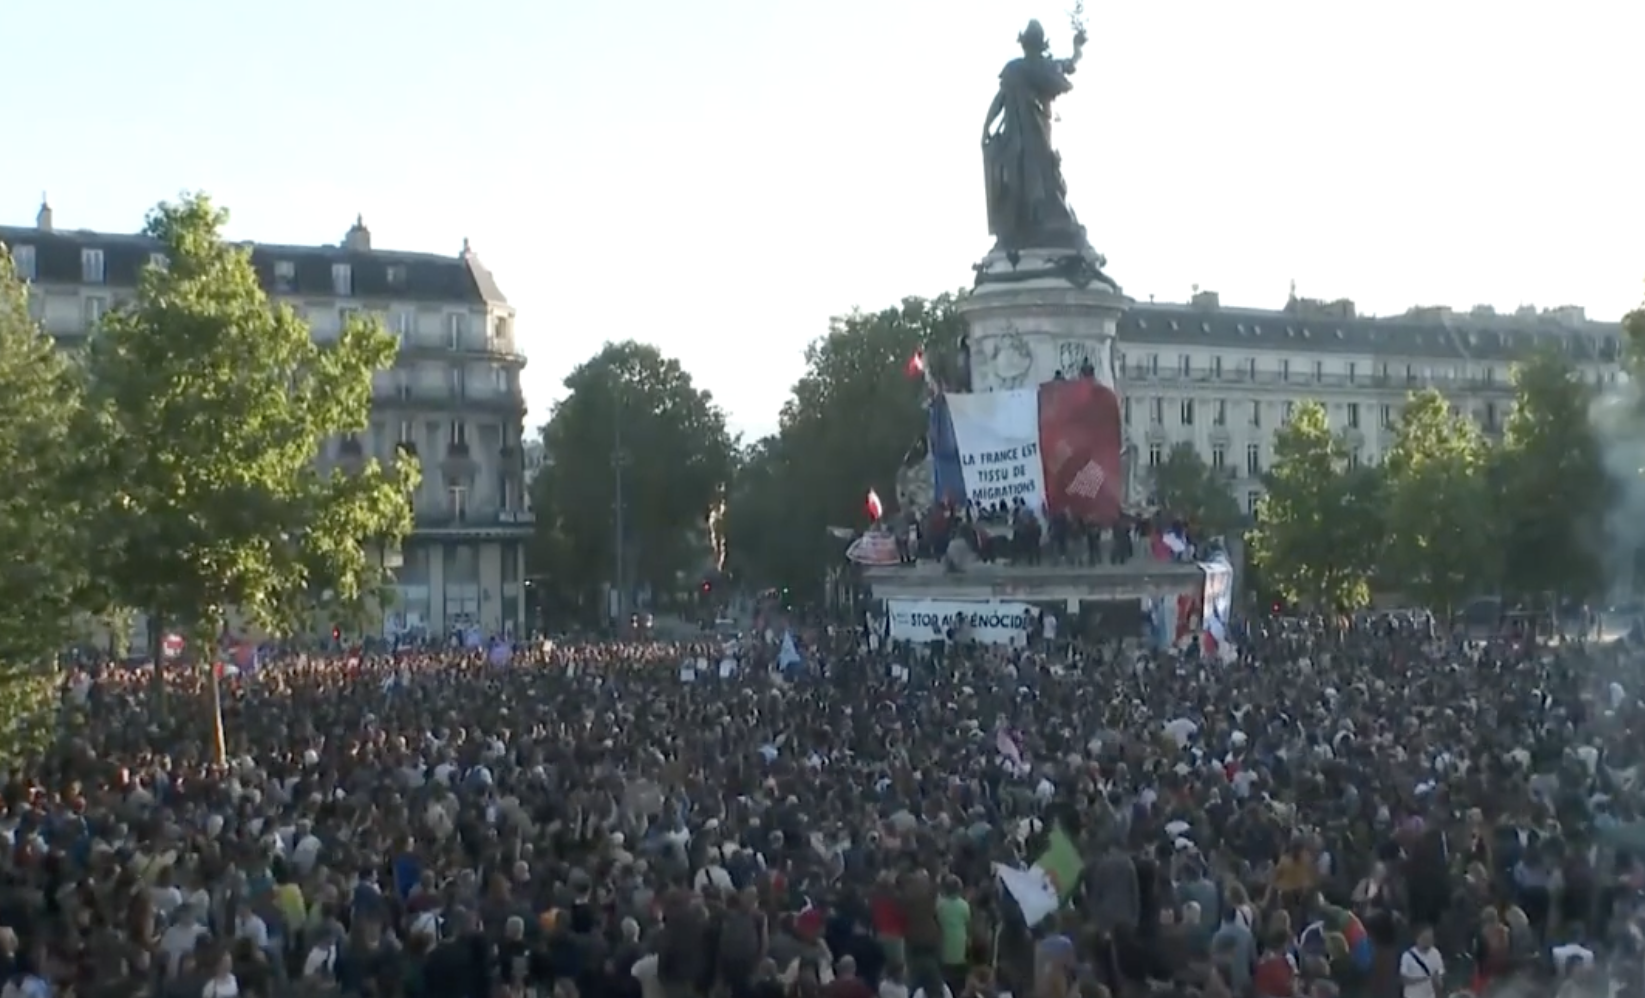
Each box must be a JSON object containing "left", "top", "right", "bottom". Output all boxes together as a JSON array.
[{"left": 959, "top": 246, "right": 1131, "bottom": 393}]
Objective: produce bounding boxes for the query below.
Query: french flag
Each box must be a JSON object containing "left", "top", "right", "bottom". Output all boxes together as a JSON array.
[
  {"left": 928, "top": 378, "right": 1125, "bottom": 523},
  {"left": 1151, "top": 528, "right": 1188, "bottom": 561}
]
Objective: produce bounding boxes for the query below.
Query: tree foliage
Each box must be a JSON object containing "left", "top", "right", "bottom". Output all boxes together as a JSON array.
[
  {"left": 0, "top": 249, "right": 97, "bottom": 664},
  {"left": 530, "top": 341, "right": 734, "bottom": 613},
  {"left": 0, "top": 246, "right": 96, "bottom": 758},
  {"left": 1248, "top": 400, "right": 1382, "bottom": 610},
  {"left": 724, "top": 295, "right": 967, "bottom": 596},
  {"left": 1496, "top": 350, "right": 1608, "bottom": 602},
  {"left": 1255, "top": 347, "right": 1616, "bottom": 612},
  {"left": 1381, "top": 389, "right": 1499, "bottom": 614},
  {"left": 1149, "top": 442, "right": 1242, "bottom": 538},
  {"left": 82, "top": 193, "right": 417, "bottom": 649}
]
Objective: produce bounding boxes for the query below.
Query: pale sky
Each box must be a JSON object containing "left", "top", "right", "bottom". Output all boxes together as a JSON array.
[{"left": 8, "top": 0, "right": 1640, "bottom": 440}]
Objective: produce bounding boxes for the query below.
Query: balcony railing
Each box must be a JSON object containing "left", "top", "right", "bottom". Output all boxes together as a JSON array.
[
  {"left": 396, "top": 338, "right": 525, "bottom": 363},
  {"left": 1120, "top": 367, "right": 1514, "bottom": 391},
  {"left": 413, "top": 508, "right": 535, "bottom": 531},
  {"left": 373, "top": 387, "right": 527, "bottom": 413}
]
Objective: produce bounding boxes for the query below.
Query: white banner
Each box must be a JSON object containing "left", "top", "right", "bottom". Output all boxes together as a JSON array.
[
  {"left": 945, "top": 389, "right": 1047, "bottom": 511},
  {"left": 887, "top": 599, "right": 1033, "bottom": 645}
]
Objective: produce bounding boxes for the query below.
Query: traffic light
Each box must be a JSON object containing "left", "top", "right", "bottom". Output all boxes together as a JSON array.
[
  {"left": 331, "top": 626, "right": 341, "bottom": 643},
  {"left": 700, "top": 580, "right": 712, "bottom": 595}
]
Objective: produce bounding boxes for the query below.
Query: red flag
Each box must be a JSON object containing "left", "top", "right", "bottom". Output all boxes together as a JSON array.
[
  {"left": 866, "top": 489, "right": 884, "bottom": 520},
  {"left": 904, "top": 351, "right": 926, "bottom": 378}
]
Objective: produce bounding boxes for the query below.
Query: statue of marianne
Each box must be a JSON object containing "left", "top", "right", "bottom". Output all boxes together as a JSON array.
[{"left": 981, "top": 20, "right": 1091, "bottom": 253}]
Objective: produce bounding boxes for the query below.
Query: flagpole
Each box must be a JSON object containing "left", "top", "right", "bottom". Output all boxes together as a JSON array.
[{"left": 209, "top": 654, "right": 227, "bottom": 768}]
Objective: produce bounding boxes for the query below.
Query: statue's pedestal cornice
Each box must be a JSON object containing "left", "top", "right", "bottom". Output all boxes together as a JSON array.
[{"left": 972, "top": 244, "right": 1120, "bottom": 296}]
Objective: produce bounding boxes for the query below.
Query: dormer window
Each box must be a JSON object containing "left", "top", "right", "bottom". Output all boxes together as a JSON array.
[
  {"left": 273, "top": 260, "right": 297, "bottom": 293},
  {"left": 81, "top": 248, "right": 105, "bottom": 284},
  {"left": 10, "top": 245, "right": 34, "bottom": 281},
  {"left": 331, "top": 262, "right": 353, "bottom": 297},
  {"left": 386, "top": 264, "right": 407, "bottom": 288}
]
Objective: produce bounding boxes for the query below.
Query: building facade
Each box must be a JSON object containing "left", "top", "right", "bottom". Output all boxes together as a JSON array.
[
  {"left": 2, "top": 203, "right": 533, "bottom": 639},
  {"left": 1113, "top": 290, "right": 1625, "bottom": 516}
]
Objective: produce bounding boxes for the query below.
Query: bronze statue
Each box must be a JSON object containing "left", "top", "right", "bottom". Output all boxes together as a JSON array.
[{"left": 982, "top": 19, "right": 1090, "bottom": 253}]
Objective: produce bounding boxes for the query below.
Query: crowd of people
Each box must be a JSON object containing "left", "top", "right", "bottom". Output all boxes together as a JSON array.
[
  {"left": 893, "top": 502, "right": 1159, "bottom": 567},
  {"left": 3, "top": 610, "right": 1642, "bottom": 998}
]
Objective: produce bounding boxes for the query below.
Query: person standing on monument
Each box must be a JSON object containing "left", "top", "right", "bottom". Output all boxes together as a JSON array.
[{"left": 981, "top": 19, "right": 1088, "bottom": 251}]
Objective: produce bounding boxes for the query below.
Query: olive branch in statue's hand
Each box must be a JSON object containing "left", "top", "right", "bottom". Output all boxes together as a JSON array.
[{"left": 1066, "top": 0, "right": 1088, "bottom": 68}]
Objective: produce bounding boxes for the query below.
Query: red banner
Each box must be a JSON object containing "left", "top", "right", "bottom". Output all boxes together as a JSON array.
[{"left": 1037, "top": 378, "right": 1125, "bottom": 525}]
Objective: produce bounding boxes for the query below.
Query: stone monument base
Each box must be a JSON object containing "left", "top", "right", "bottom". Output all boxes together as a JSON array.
[
  {"left": 960, "top": 246, "right": 1130, "bottom": 394},
  {"left": 862, "top": 557, "right": 1203, "bottom": 612},
  {"left": 955, "top": 244, "right": 1143, "bottom": 511}
]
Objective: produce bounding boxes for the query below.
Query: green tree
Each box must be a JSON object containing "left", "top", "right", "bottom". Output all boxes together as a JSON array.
[
  {"left": 0, "top": 245, "right": 99, "bottom": 758},
  {"left": 82, "top": 193, "right": 417, "bottom": 660},
  {"left": 531, "top": 341, "right": 734, "bottom": 616},
  {"left": 725, "top": 294, "right": 967, "bottom": 596},
  {"left": 1382, "top": 388, "right": 1499, "bottom": 614},
  {"left": 1149, "top": 442, "right": 1242, "bottom": 538},
  {"left": 724, "top": 436, "right": 810, "bottom": 594},
  {"left": 1248, "top": 400, "right": 1383, "bottom": 610},
  {"left": 1495, "top": 350, "right": 1608, "bottom": 603}
]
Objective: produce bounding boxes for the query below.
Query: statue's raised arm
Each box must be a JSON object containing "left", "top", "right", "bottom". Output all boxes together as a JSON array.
[{"left": 1059, "top": 29, "right": 1088, "bottom": 74}]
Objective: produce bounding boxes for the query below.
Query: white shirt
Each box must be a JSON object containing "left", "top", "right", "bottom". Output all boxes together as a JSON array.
[
  {"left": 293, "top": 834, "right": 323, "bottom": 872},
  {"left": 1399, "top": 945, "right": 1445, "bottom": 998},
  {"left": 694, "top": 864, "right": 733, "bottom": 892},
  {"left": 234, "top": 912, "right": 270, "bottom": 951},
  {"left": 1551, "top": 943, "right": 1595, "bottom": 971},
  {"left": 151, "top": 884, "right": 184, "bottom": 916},
  {"left": 303, "top": 943, "right": 338, "bottom": 980},
  {"left": 161, "top": 923, "right": 209, "bottom": 976},
  {"left": 202, "top": 973, "right": 239, "bottom": 998},
  {"left": 631, "top": 953, "right": 665, "bottom": 998}
]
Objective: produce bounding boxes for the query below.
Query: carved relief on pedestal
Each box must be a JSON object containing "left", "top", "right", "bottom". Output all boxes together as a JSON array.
[
  {"left": 1055, "top": 337, "right": 1114, "bottom": 384},
  {"left": 976, "top": 326, "right": 1035, "bottom": 390},
  {"left": 1057, "top": 339, "right": 1093, "bottom": 377}
]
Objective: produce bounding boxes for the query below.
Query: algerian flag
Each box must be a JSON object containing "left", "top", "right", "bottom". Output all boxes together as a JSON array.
[
  {"left": 993, "top": 824, "right": 1085, "bottom": 926},
  {"left": 1034, "top": 824, "right": 1085, "bottom": 899},
  {"left": 993, "top": 862, "right": 1060, "bottom": 927}
]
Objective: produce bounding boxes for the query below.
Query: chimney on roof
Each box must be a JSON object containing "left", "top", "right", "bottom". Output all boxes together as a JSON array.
[
  {"left": 461, "top": 237, "right": 473, "bottom": 257},
  {"left": 344, "top": 214, "right": 371, "bottom": 252},
  {"left": 36, "top": 194, "right": 52, "bottom": 232},
  {"left": 1190, "top": 289, "right": 1220, "bottom": 311}
]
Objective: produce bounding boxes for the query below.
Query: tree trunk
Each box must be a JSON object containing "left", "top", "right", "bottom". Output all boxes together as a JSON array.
[{"left": 147, "top": 607, "right": 166, "bottom": 716}]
